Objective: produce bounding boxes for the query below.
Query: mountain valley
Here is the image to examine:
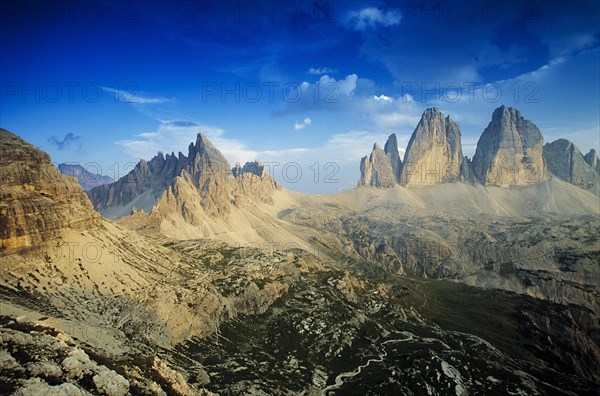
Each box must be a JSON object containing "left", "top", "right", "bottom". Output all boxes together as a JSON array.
[{"left": 1, "top": 105, "right": 599, "bottom": 395}]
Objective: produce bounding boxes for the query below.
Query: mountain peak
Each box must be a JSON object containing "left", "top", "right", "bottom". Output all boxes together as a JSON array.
[
  {"left": 360, "top": 137, "right": 398, "bottom": 188},
  {"left": 423, "top": 107, "right": 441, "bottom": 116},
  {"left": 195, "top": 132, "right": 212, "bottom": 147},
  {"left": 584, "top": 149, "right": 600, "bottom": 174},
  {"left": 400, "top": 108, "right": 463, "bottom": 186},
  {"left": 492, "top": 105, "right": 522, "bottom": 122},
  {"left": 473, "top": 106, "right": 545, "bottom": 186},
  {"left": 383, "top": 133, "right": 402, "bottom": 184},
  {"left": 87, "top": 131, "right": 279, "bottom": 221},
  {"left": 58, "top": 163, "right": 114, "bottom": 191},
  {"left": 187, "top": 132, "right": 230, "bottom": 168},
  {"left": 544, "top": 139, "right": 599, "bottom": 188}
]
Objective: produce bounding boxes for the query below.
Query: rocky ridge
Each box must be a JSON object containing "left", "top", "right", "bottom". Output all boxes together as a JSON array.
[
  {"left": 0, "top": 317, "right": 216, "bottom": 395},
  {"left": 543, "top": 139, "right": 599, "bottom": 189},
  {"left": 0, "top": 129, "right": 99, "bottom": 252},
  {"left": 88, "top": 134, "right": 280, "bottom": 219},
  {"left": 87, "top": 133, "right": 283, "bottom": 242},
  {"left": 58, "top": 163, "right": 114, "bottom": 191}
]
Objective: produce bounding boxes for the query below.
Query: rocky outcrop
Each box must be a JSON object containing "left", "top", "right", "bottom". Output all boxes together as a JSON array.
[
  {"left": 0, "top": 319, "right": 216, "bottom": 395},
  {"left": 584, "top": 149, "right": 600, "bottom": 174},
  {"left": 384, "top": 134, "right": 402, "bottom": 183},
  {"left": 359, "top": 144, "right": 396, "bottom": 188},
  {"left": 543, "top": 139, "right": 598, "bottom": 189},
  {"left": 359, "top": 134, "right": 402, "bottom": 188},
  {"left": 58, "top": 163, "right": 114, "bottom": 191},
  {"left": 0, "top": 129, "right": 99, "bottom": 252},
  {"left": 400, "top": 108, "right": 463, "bottom": 187},
  {"left": 472, "top": 105, "right": 546, "bottom": 186}
]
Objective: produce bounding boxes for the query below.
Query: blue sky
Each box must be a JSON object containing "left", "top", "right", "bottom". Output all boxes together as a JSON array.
[{"left": 1, "top": 0, "right": 599, "bottom": 193}]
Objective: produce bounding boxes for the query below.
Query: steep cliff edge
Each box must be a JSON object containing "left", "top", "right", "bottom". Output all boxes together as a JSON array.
[
  {"left": 0, "top": 129, "right": 99, "bottom": 252},
  {"left": 543, "top": 139, "right": 599, "bottom": 189},
  {"left": 359, "top": 134, "right": 402, "bottom": 188},
  {"left": 400, "top": 108, "right": 463, "bottom": 186},
  {"left": 472, "top": 106, "right": 546, "bottom": 186}
]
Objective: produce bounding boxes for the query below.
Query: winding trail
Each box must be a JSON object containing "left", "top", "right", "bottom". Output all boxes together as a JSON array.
[{"left": 321, "top": 331, "right": 414, "bottom": 395}]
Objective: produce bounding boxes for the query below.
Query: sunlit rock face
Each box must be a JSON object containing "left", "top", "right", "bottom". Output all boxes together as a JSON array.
[
  {"left": 472, "top": 105, "right": 546, "bottom": 186},
  {"left": 400, "top": 108, "right": 463, "bottom": 187},
  {"left": 0, "top": 128, "right": 99, "bottom": 252},
  {"left": 543, "top": 139, "right": 599, "bottom": 189},
  {"left": 87, "top": 133, "right": 279, "bottom": 220},
  {"left": 359, "top": 137, "right": 399, "bottom": 188}
]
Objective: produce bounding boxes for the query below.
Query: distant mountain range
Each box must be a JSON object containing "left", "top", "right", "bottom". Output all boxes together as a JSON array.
[
  {"left": 57, "top": 163, "right": 114, "bottom": 191},
  {"left": 360, "top": 105, "right": 600, "bottom": 190}
]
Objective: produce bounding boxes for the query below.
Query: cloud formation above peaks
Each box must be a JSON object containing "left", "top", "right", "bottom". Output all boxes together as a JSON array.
[{"left": 345, "top": 7, "right": 402, "bottom": 30}]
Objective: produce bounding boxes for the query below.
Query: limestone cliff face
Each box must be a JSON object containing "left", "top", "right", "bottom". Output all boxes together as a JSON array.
[
  {"left": 472, "top": 106, "right": 546, "bottom": 186},
  {"left": 360, "top": 143, "right": 395, "bottom": 188},
  {"left": 359, "top": 134, "right": 402, "bottom": 188},
  {"left": 583, "top": 149, "right": 600, "bottom": 174},
  {"left": 543, "top": 139, "right": 598, "bottom": 189},
  {"left": 400, "top": 108, "right": 463, "bottom": 187},
  {"left": 0, "top": 129, "right": 99, "bottom": 252},
  {"left": 384, "top": 134, "right": 402, "bottom": 183},
  {"left": 88, "top": 133, "right": 279, "bottom": 220}
]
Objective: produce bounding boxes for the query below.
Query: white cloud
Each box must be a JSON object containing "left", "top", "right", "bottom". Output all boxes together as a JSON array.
[
  {"left": 373, "top": 94, "right": 393, "bottom": 102},
  {"left": 294, "top": 117, "right": 313, "bottom": 130},
  {"left": 101, "top": 87, "right": 173, "bottom": 104},
  {"left": 276, "top": 73, "right": 425, "bottom": 130},
  {"left": 346, "top": 7, "right": 401, "bottom": 31},
  {"left": 275, "top": 74, "right": 363, "bottom": 116},
  {"left": 117, "top": 120, "right": 311, "bottom": 168},
  {"left": 324, "top": 130, "right": 397, "bottom": 160},
  {"left": 308, "top": 67, "right": 337, "bottom": 75},
  {"left": 364, "top": 93, "right": 424, "bottom": 129},
  {"left": 373, "top": 112, "right": 421, "bottom": 128},
  {"left": 117, "top": 120, "right": 226, "bottom": 161}
]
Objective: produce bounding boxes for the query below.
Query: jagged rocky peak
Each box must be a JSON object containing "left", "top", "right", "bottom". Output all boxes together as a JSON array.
[
  {"left": 384, "top": 133, "right": 402, "bottom": 183},
  {"left": 88, "top": 132, "right": 280, "bottom": 221},
  {"left": 472, "top": 105, "right": 545, "bottom": 186},
  {"left": 583, "top": 149, "right": 600, "bottom": 174},
  {"left": 359, "top": 139, "right": 398, "bottom": 188},
  {"left": 400, "top": 108, "right": 463, "bottom": 187},
  {"left": 87, "top": 132, "right": 232, "bottom": 217},
  {"left": 543, "top": 139, "right": 598, "bottom": 189},
  {"left": 188, "top": 133, "right": 230, "bottom": 167},
  {"left": 0, "top": 129, "right": 98, "bottom": 252}
]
